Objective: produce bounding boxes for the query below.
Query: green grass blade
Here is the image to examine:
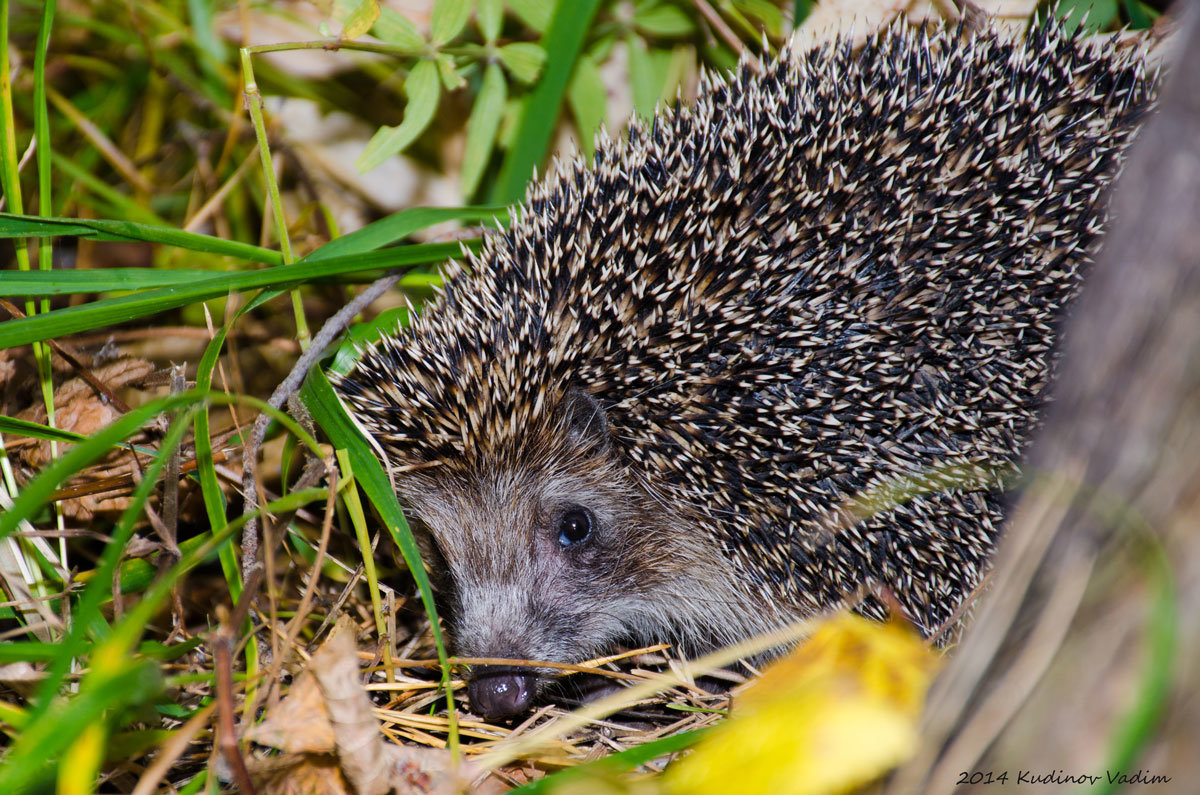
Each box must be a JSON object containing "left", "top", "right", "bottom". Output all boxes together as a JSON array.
[
  {"left": 1, "top": 268, "right": 224, "bottom": 296},
  {"left": 0, "top": 659, "right": 162, "bottom": 795},
  {"left": 1087, "top": 543, "right": 1177, "bottom": 795},
  {"left": 21, "top": 405, "right": 200, "bottom": 726},
  {"left": 0, "top": 415, "right": 88, "bottom": 445},
  {"left": 303, "top": 205, "right": 509, "bottom": 262},
  {"left": 489, "top": 0, "right": 602, "bottom": 204},
  {"left": 300, "top": 366, "right": 460, "bottom": 755},
  {"left": 190, "top": 294, "right": 283, "bottom": 603},
  {"left": 0, "top": 213, "right": 282, "bottom": 264},
  {"left": 0, "top": 240, "right": 472, "bottom": 349},
  {"left": 33, "top": 2, "right": 54, "bottom": 264},
  {"left": 509, "top": 728, "right": 710, "bottom": 794},
  {"left": 0, "top": 642, "right": 65, "bottom": 664}
]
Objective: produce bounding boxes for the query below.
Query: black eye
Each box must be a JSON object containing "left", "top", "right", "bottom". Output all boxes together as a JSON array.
[{"left": 557, "top": 507, "right": 593, "bottom": 547}]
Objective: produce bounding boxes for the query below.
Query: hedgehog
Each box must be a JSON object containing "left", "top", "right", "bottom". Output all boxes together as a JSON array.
[{"left": 333, "top": 20, "right": 1157, "bottom": 717}]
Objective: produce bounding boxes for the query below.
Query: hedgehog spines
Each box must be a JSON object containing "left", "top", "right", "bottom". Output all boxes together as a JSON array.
[{"left": 335, "top": 20, "right": 1156, "bottom": 636}]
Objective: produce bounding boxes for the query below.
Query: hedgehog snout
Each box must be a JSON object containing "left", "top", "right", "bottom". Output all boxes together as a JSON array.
[{"left": 467, "top": 666, "right": 539, "bottom": 718}]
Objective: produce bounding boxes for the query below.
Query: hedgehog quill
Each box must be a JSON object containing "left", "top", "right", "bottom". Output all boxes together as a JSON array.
[{"left": 334, "top": 22, "right": 1157, "bottom": 717}]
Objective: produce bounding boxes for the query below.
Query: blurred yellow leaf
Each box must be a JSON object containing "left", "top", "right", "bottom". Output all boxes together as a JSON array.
[
  {"left": 333, "top": 0, "right": 380, "bottom": 41},
  {"left": 664, "top": 613, "right": 940, "bottom": 795}
]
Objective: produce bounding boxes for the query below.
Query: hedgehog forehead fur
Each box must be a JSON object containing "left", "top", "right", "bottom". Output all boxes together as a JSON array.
[{"left": 334, "top": 21, "right": 1155, "bottom": 639}]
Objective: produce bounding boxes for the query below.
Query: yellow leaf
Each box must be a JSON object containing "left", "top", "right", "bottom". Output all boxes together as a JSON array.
[
  {"left": 664, "top": 613, "right": 940, "bottom": 795},
  {"left": 334, "top": 0, "right": 380, "bottom": 41}
]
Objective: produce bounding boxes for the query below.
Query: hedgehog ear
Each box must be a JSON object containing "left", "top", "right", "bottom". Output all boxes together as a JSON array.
[{"left": 561, "top": 388, "right": 611, "bottom": 454}]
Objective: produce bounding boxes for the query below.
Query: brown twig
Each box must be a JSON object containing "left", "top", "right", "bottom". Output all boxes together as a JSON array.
[
  {"left": 691, "top": 0, "right": 746, "bottom": 57},
  {"left": 44, "top": 447, "right": 232, "bottom": 503},
  {"left": 214, "top": 606, "right": 258, "bottom": 795},
  {"left": 240, "top": 272, "right": 402, "bottom": 578},
  {"left": 130, "top": 702, "right": 217, "bottom": 795}
]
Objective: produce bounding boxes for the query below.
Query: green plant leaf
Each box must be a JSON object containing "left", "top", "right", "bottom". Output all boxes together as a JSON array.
[
  {"left": 1058, "top": 0, "right": 1120, "bottom": 32},
  {"left": 431, "top": 0, "right": 473, "bottom": 44},
  {"left": 436, "top": 51, "right": 467, "bottom": 91},
  {"left": 628, "top": 35, "right": 673, "bottom": 118},
  {"left": 329, "top": 306, "right": 412, "bottom": 376},
  {"left": 373, "top": 6, "right": 425, "bottom": 48},
  {"left": 634, "top": 3, "right": 695, "bottom": 37},
  {"left": 461, "top": 62, "right": 508, "bottom": 198},
  {"left": 477, "top": 0, "right": 502, "bottom": 42},
  {"left": 733, "top": 0, "right": 784, "bottom": 37},
  {"left": 566, "top": 52, "right": 606, "bottom": 160},
  {"left": 508, "top": 0, "right": 554, "bottom": 32},
  {"left": 357, "top": 59, "right": 442, "bottom": 172},
  {"left": 490, "top": 0, "right": 603, "bottom": 204},
  {"left": 498, "top": 42, "right": 547, "bottom": 84}
]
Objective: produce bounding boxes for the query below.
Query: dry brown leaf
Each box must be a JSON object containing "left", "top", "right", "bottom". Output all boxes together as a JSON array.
[
  {"left": 12, "top": 358, "right": 155, "bottom": 518},
  {"left": 17, "top": 358, "right": 154, "bottom": 466},
  {"left": 247, "top": 671, "right": 339, "bottom": 754},
  {"left": 259, "top": 754, "right": 353, "bottom": 795},
  {"left": 311, "top": 616, "right": 393, "bottom": 795},
  {"left": 249, "top": 615, "right": 466, "bottom": 794},
  {"left": 0, "top": 350, "right": 15, "bottom": 387}
]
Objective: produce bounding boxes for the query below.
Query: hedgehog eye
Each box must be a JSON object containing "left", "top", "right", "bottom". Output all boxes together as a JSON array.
[{"left": 557, "top": 507, "right": 593, "bottom": 547}]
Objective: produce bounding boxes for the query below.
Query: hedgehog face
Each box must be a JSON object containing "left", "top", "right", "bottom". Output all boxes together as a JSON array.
[
  {"left": 397, "top": 390, "right": 743, "bottom": 717},
  {"left": 410, "top": 469, "right": 634, "bottom": 716}
]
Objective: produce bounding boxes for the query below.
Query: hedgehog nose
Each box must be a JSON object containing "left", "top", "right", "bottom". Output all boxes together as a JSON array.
[{"left": 468, "top": 667, "right": 538, "bottom": 718}]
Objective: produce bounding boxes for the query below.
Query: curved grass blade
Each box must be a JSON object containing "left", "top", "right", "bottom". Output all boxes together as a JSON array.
[
  {"left": 304, "top": 204, "right": 509, "bottom": 262},
  {"left": 192, "top": 289, "right": 281, "bottom": 603}
]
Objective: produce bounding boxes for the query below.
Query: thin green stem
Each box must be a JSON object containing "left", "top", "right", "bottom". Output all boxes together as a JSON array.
[
  {"left": 246, "top": 39, "right": 429, "bottom": 58},
  {"left": 34, "top": 0, "right": 64, "bottom": 566},
  {"left": 336, "top": 450, "right": 394, "bottom": 683},
  {"left": 239, "top": 48, "right": 310, "bottom": 349},
  {"left": 1, "top": 0, "right": 61, "bottom": 610}
]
